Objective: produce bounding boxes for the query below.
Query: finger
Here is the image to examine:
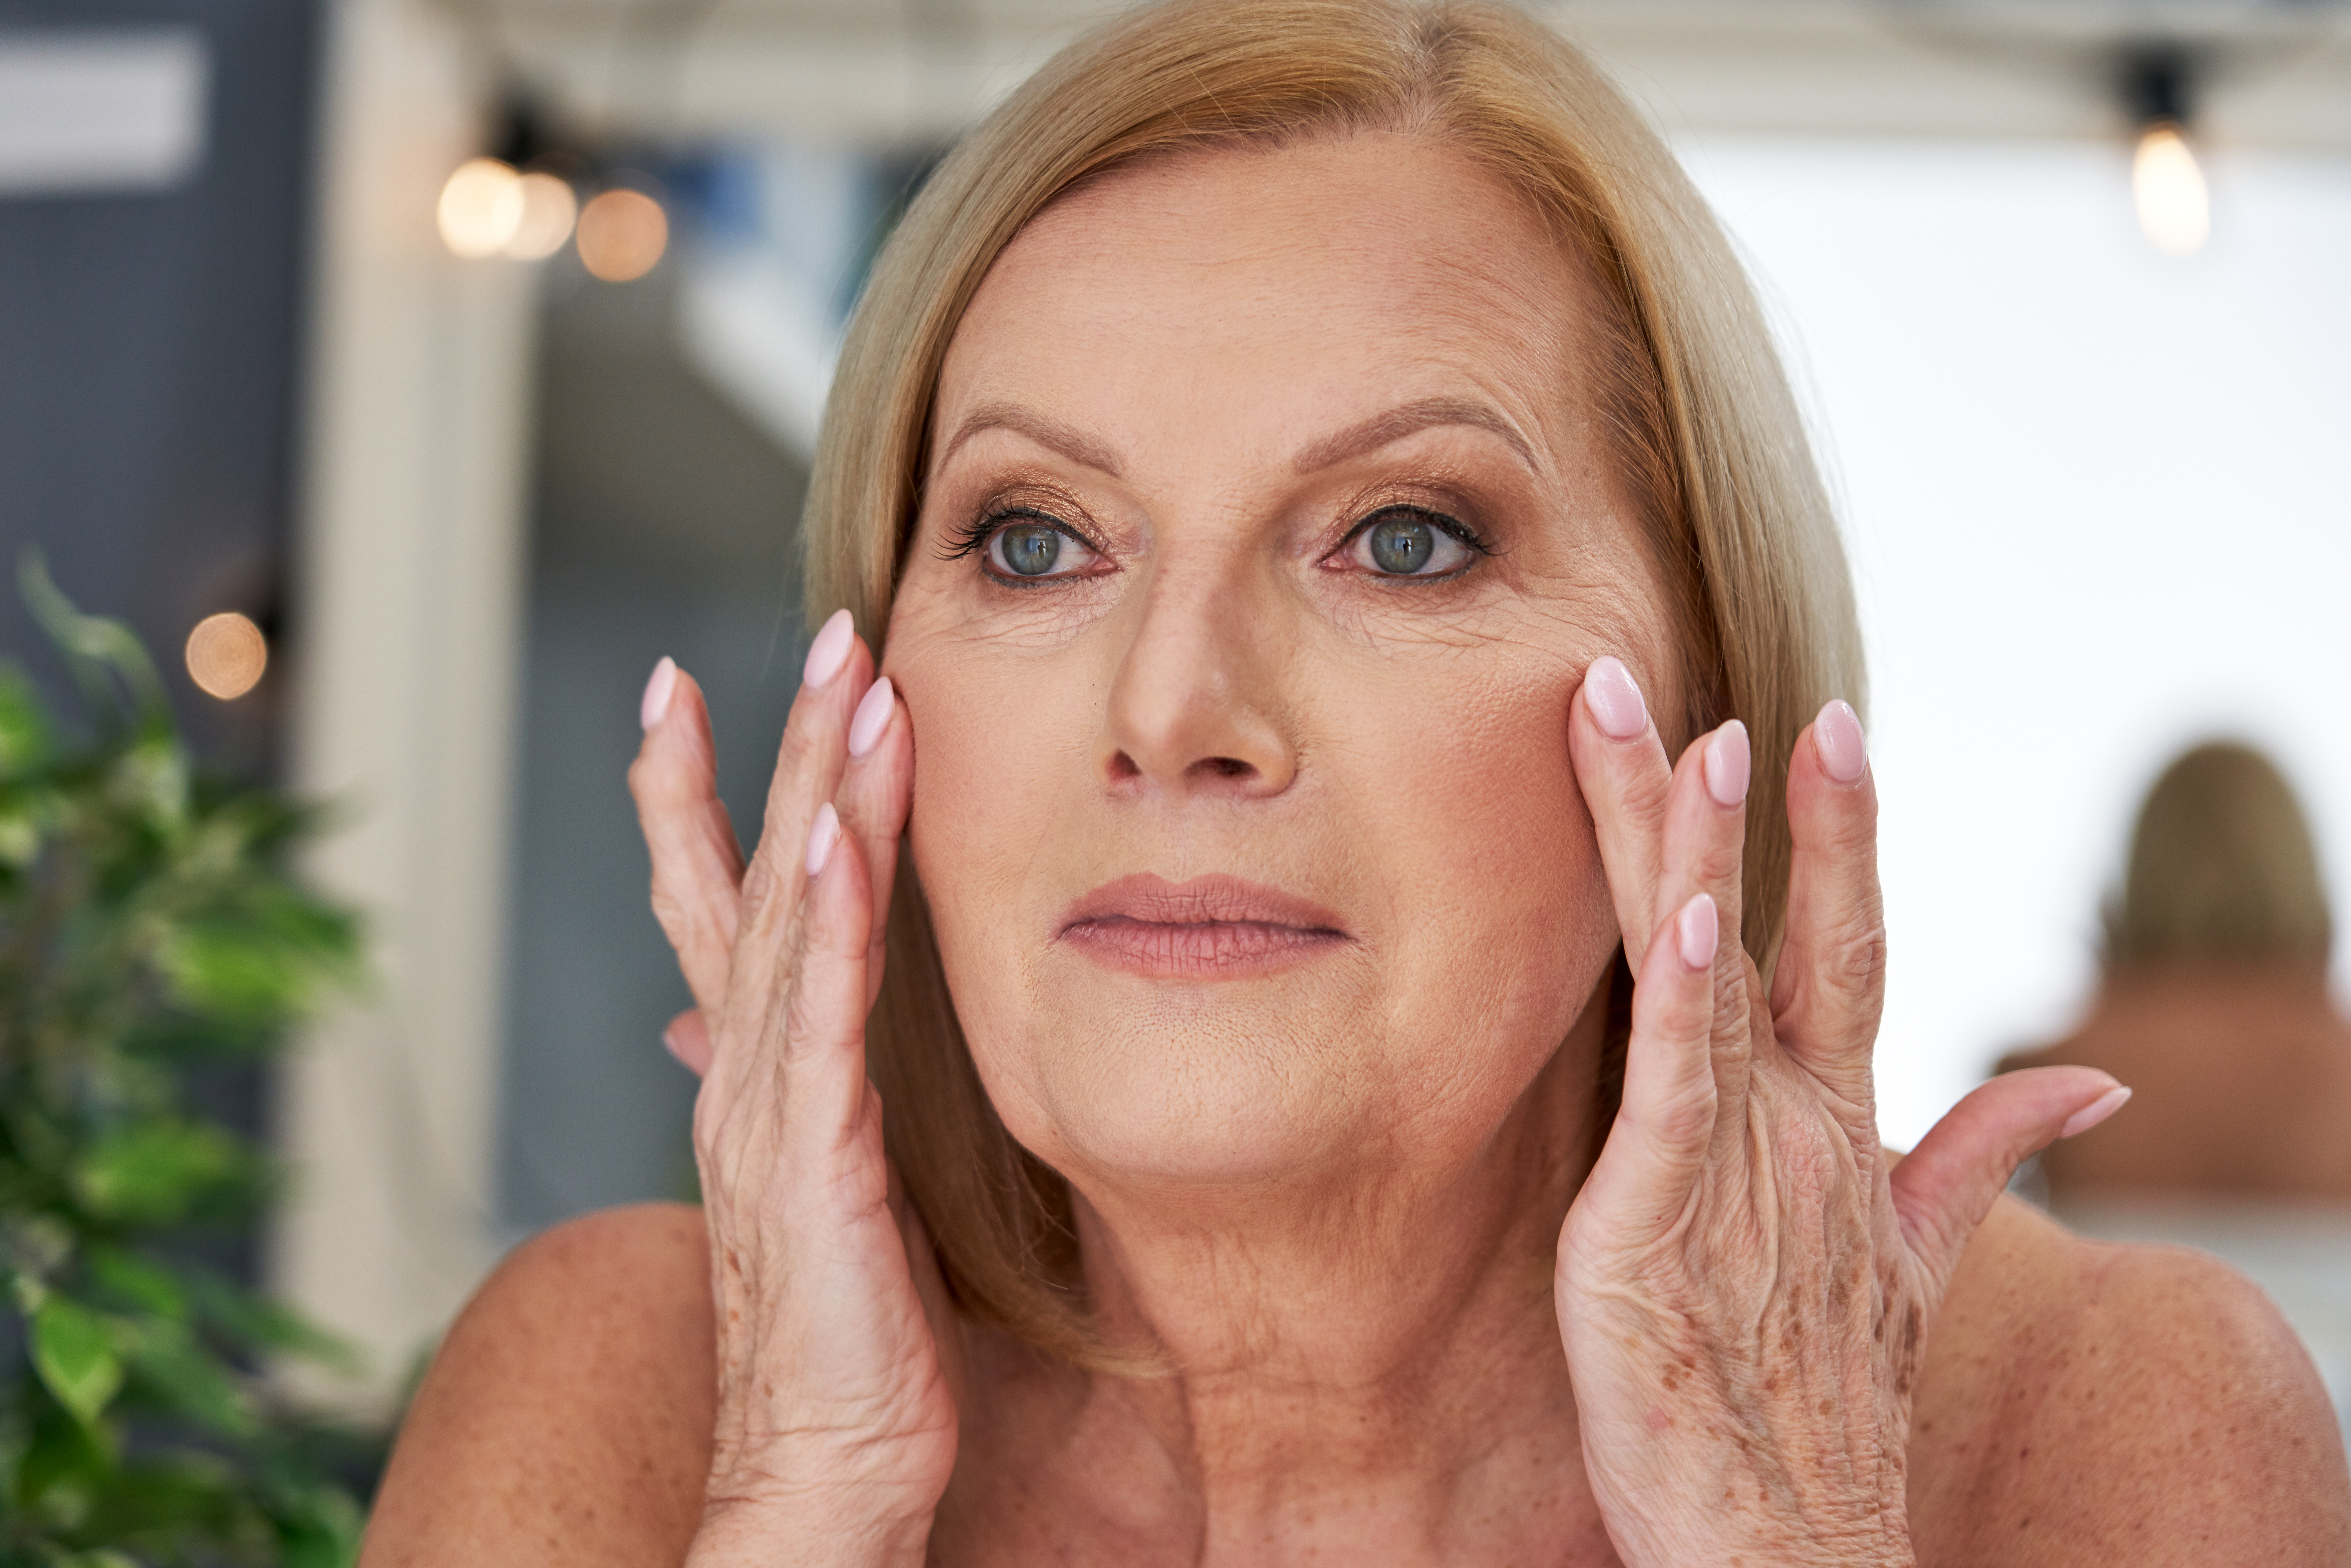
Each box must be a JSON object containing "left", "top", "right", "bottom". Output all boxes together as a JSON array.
[
  {"left": 1770, "top": 700, "right": 1883, "bottom": 1109},
  {"left": 776, "top": 802, "right": 879, "bottom": 1151},
  {"left": 729, "top": 609, "right": 871, "bottom": 989},
  {"left": 629, "top": 658, "right": 745, "bottom": 1012},
  {"left": 837, "top": 674, "right": 915, "bottom": 1010},
  {"left": 662, "top": 1008, "right": 713, "bottom": 1077},
  {"left": 1890, "top": 1066, "right": 2128, "bottom": 1290},
  {"left": 1579, "top": 891, "right": 1722, "bottom": 1232},
  {"left": 1567, "top": 654, "right": 1674, "bottom": 961},
  {"left": 1652, "top": 719, "right": 1755, "bottom": 1148}
]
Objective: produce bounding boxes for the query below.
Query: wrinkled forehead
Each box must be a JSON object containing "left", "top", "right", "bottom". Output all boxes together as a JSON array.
[{"left": 925, "top": 132, "right": 1612, "bottom": 486}]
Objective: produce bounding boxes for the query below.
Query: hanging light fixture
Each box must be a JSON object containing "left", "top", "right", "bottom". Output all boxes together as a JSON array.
[{"left": 2122, "top": 44, "right": 2210, "bottom": 256}]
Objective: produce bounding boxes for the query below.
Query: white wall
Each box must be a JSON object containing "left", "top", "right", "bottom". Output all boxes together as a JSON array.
[{"left": 1682, "top": 137, "right": 2351, "bottom": 1147}]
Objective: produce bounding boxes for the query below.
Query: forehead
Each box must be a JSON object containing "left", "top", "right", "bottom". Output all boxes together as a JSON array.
[{"left": 933, "top": 134, "right": 1598, "bottom": 472}]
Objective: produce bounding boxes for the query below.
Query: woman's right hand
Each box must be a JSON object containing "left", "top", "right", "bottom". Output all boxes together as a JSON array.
[{"left": 628, "top": 610, "right": 956, "bottom": 1566}]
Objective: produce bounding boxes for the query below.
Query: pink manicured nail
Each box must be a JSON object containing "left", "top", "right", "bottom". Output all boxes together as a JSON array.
[
  {"left": 1704, "top": 721, "right": 1750, "bottom": 808},
  {"left": 660, "top": 1027, "right": 683, "bottom": 1064},
  {"left": 1584, "top": 656, "right": 1647, "bottom": 740},
  {"left": 848, "top": 676, "right": 895, "bottom": 759},
  {"left": 805, "top": 802, "right": 840, "bottom": 879},
  {"left": 1815, "top": 699, "right": 1867, "bottom": 785},
  {"left": 803, "top": 609, "right": 855, "bottom": 691},
  {"left": 1676, "top": 893, "right": 1718, "bottom": 970},
  {"left": 640, "top": 657, "right": 677, "bottom": 732},
  {"left": 2060, "top": 1084, "right": 2132, "bottom": 1140}
]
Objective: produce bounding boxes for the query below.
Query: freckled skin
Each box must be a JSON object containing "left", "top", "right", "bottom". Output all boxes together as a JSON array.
[{"left": 356, "top": 134, "right": 2350, "bottom": 1568}]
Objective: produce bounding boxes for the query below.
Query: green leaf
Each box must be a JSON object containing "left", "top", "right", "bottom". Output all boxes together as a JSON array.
[
  {"left": 276, "top": 1481, "right": 365, "bottom": 1568},
  {"left": 124, "top": 1329, "right": 260, "bottom": 1440},
  {"left": 157, "top": 890, "right": 358, "bottom": 1024},
  {"left": 0, "top": 660, "right": 52, "bottom": 774},
  {"left": 31, "top": 1298, "right": 123, "bottom": 1428},
  {"left": 85, "top": 1248, "right": 187, "bottom": 1320},
  {"left": 71, "top": 1122, "right": 246, "bottom": 1225}
]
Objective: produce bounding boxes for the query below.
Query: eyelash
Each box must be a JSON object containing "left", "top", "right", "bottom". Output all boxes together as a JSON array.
[{"left": 941, "top": 505, "right": 1103, "bottom": 586}]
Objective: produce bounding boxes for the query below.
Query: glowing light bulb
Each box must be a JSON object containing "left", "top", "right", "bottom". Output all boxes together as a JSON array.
[
  {"left": 437, "top": 157, "right": 524, "bottom": 258},
  {"left": 576, "top": 188, "right": 668, "bottom": 282},
  {"left": 184, "top": 613, "right": 267, "bottom": 700},
  {"left": 503, "top": 171, "right": 578, "bottom": 260},
  {"left": 2133, "top": 123, "right": 2209, "bottom": 256}
]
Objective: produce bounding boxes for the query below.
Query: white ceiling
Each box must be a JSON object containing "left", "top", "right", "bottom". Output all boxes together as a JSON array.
[{"left": 444, "top": 0, "right": 2351, "bottom": 148}]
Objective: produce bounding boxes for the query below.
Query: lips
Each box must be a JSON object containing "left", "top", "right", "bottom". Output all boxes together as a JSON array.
[{"left": 1057, "top": 873, "right": 1352, "bottom": 978}]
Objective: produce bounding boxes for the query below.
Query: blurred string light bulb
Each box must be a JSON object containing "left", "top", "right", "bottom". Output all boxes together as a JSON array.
[
  {"left": 576, "top": 186, "right": 667, "bottom": 281},
  {"left": 2133, "top": 124, "right": 2210, "bottom": 255},
  {"left": 437, "top": 158, "right": 580, "bottom": 261},
  {"left": 2123, "top": 45, "right": 2209, "bottom": 256}
]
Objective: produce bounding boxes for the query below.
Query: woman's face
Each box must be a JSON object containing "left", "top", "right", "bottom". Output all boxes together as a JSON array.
[{"left": 888, "top": 133, "right": 1680, "bottom": 1194}]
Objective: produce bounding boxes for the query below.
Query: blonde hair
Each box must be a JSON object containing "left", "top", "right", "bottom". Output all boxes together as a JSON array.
[
  {"left": 2106, "top": 742, "right": 2332, "bottom": 968},
  {"left": 802, "top": 0, "right": 1864, "bottom": 1360}
]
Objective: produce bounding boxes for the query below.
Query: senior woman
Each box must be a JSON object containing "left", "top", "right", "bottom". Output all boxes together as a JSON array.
[{"left": 363, "top": 1, "right": 2348, "bottom": 1562}]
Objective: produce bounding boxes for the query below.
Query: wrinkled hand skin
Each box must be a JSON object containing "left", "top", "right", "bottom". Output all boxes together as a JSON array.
[
  {"left": 630, "top": 629, "right": 963, "bottom": 1568},
  {"left": 1555, "top": 667, "right": 2123, "bottom": 1568}
]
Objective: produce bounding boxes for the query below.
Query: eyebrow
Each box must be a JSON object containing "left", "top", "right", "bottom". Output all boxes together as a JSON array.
[
  {"left": 932, "top": 393, "right": 1538, "bottom": 483},
  {"left": 1293, "top": 396, "right": 1538, "bottom": 476},
  {"left": 936, "top": 402, "right": 1124, "bottom": 478}
]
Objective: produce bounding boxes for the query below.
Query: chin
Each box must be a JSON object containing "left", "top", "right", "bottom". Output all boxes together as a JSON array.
[{"left": 975, "top": 986, "right": 1400, "bottom": 1191}]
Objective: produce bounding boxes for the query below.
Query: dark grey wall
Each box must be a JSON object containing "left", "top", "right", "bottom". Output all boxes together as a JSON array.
[
  {"left": 497, "top": 259, "right": 808, "bottom": 1235},
  {"left": 0, "top": 0, "right": 319, "bottom": 775}
]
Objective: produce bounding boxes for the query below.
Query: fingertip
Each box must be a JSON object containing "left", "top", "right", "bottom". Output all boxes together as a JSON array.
[
  {"left": 1583, "top": 655, "right": 1648, "bottom": 742},
  {"left": 803, "top": 609, "right": 856, "bottom": 691},
  {"left": 1675, "top": 892, "right": 1719, "bottom": 971},
  {"left": 806, "top": 801, "right": 841, "bottom": 879},
  {"left": 2059, "top": 1082, "right": 2132, "bottom": 1140},
  {"left": 1703, "top": 720, "right": 1750, "bottom": 808},
  {"left": 1812, "top": 699, "right": 1868, "bottom": 785},
  {"left": 848, "top": 675, "right": 896, "bottom": 759},
  {"left": 640, "top": 656, "right": 678, "bottom": 732}
]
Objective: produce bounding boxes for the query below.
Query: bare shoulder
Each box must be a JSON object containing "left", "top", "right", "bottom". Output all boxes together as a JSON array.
[
  {"left": 1910, "top": 1193, "right": 2351, "bottom": 1566},
  {"left": 361, "top": 1202, "right": 716, "bottom": 1568}
]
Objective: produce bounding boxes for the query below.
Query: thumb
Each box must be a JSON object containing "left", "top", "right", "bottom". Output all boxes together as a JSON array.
[
  {"left": 1890, "top": 1066, "right": 2129, "bottom": 1290},
  {"left": 663, "top": 1009, "right": 713, "bottom": 1077}
]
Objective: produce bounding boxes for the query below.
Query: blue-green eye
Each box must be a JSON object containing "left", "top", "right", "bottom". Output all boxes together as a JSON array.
[
  {"left": 1350, "top": 509, "right": 1478, "bottom": 577},
  {"left": 975, "top": 515, "right": 1101, "bottom": 582},
  {"left": 995, "top": 522, "right": 1063, "bottom": 576}
]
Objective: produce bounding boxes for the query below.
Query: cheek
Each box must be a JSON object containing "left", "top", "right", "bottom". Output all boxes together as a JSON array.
[{"left": 1329, "top": 647, "right": 1617, "bottom": 1044}]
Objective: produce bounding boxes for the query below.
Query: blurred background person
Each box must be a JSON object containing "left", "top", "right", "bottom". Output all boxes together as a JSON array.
[
  {"left": 2003, "top": 739, "right": 2351, "bottom": 1433},
  {"left": 2004, "top": 741, "right": 2351, "bottom": 1200}
]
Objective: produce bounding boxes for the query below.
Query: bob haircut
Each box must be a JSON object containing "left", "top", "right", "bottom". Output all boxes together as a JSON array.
[
  {"left": 802, "top": 0, "right": 1865, "bottom": 1362},
  {"left": 2105, "top": 742, "right": 2332, "bottom": 969}
]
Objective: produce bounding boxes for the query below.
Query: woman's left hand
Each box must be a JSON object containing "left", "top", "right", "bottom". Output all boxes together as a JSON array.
[{"left": 1557, "top": 657, "right": 2128, "bottom": 1567}]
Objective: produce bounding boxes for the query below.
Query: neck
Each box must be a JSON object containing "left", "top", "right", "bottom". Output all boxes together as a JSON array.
[{"left": 962, "top": 999, "right": 1620, "bottom": 1563}]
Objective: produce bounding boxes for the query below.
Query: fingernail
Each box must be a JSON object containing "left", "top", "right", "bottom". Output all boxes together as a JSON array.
[
  {"left": 1585, "top": 655, "right": 1647, "bottom": 741},
  {"left": 1704, "top": 720, "right": 1750, "bottom": 808},
  {"left": 1676, "top": 892, "right": 1718, "bottom": 971},
  {"left": 848, "top": 676, "right": 895, "bottom": 759},
  {"left": 1815, "top": 699, "right": 1867, "bottom": 785},
  {"left": 640, "top": 657, "right": 677, "bottom": 732},
  {"left": 2060, "top": 1084, "right": 2132, "bottom": 1140},
  {"left": 803, "top": 609, "right": 855, "bottom": 691},
  {"left": 805, "top": 801, "right": 840, "bottom": 879},
  {"left": 661, "top": 1027, "right": 683, "bottom": 1064}
]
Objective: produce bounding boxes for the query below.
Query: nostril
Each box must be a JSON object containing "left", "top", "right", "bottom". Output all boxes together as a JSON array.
[
  {"left": 1202, "top": 757, "right": 1255, "bottom": 779},
  {"left": 1109, "top": 750, "right": 1143, "bottom": 782}
]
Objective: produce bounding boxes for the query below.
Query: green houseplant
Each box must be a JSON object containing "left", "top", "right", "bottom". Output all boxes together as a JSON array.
[{"left": 0, "top": 561, "right": 373, "bottom": 1567}]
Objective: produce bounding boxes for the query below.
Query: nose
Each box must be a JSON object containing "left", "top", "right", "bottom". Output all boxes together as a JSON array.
[{"left": 1100, "top": 559, "right": 1298, "bottom": 801}]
